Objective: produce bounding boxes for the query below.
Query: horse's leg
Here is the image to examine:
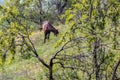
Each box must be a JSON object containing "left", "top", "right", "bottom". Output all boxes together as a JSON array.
[
  {"left": 44, "top": 32, "right": 47, "bottom": 43},
  {"left": 47, "top": 32, "right": 50, "bottom": 40}
]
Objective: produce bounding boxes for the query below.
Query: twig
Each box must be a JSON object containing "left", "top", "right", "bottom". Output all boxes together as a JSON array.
[{"left": 112, "top": 59, "right": 120, "bottom": 80}]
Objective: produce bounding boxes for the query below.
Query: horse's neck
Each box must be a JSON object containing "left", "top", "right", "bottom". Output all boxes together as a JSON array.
[{"left": 50, "top": 29, "right": 56, "bottom": 33}]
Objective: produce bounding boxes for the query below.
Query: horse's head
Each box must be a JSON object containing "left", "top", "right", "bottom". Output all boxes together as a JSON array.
[{"left": 54, "top": 29, "right": 59, "bottom": 36}]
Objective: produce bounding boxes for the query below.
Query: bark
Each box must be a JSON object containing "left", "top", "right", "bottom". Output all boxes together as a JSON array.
[
  {"left": 93, "top": 38, "right": 100, "bottom": 80},
  {"left": 58, "top": 0, "right": 68, "bottom": 14},
  {"left": 112, "top": 59, "right": 120, "bottom": 80},
  {"left": 89, "top": 0, "right": 93, "bottom": 20},
  {"left": 49, "top": 59, "right": 54, "bottom": 80}
]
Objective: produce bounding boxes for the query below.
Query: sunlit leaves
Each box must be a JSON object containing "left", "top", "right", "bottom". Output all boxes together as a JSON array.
[
  {"left": 58, "top": 0, "right": 120, "bottom": 79},
  {"left": 0, "top": 0, "right": 37, "bottom": 65},
  {"left": 65, "top": 14, "right": 75, "bottom": 24},
  {"left": 11, "top": 6, "right": 19, "bottom": 16},
  {"left": 0, "top": 31, "right": 3, "bottom": 36},
  {"left": 73, "top": 3, "right": 83, "bottom": 9}
]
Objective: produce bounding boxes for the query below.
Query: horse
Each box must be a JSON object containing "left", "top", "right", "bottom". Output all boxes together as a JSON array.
[{"left": 42, "top": 21, "right": 59, "bottom": 43}]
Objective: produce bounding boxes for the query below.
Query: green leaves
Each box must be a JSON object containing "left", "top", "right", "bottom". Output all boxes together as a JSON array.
[
  {"left": 0, "top": 0, "right": 37, "bottom": 65},
  {"left": 11, "top": 6, "right": 19, "bottom": 16},
  {"left": 58, "top": 0, "right": 120, "bottom": 79}
]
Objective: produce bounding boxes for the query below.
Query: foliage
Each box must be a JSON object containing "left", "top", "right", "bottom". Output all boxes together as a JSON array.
[
  {"left": 56, "top": 0, "right": 120, "bottom": 80},
  {"left": 0, "top": 0, "right": 120, "bottom": 80}
]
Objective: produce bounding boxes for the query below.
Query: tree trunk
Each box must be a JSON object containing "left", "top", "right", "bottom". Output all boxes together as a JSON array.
[
  {"left": 49, "top": 59, "right": 54, "bottom": 80},
  {"left": 93, "top": 38, "right": 100, "bottom": 80},
  {"left": 112, "top": 59, "right": 120, "bottom": 80},
  {"left": 49, "top": 67, "right": 54, "bottom": 80}
]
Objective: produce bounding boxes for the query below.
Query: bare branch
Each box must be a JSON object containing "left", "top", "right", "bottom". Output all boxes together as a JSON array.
[
  {"left": 51, "top": 41, "right": 70, "bottom": 60},
  {"left": 20, "top": 34, "right": 49, "bottom": 69},
  {"left": 112, "top": 59, "right": 120, "bottom": 80}
]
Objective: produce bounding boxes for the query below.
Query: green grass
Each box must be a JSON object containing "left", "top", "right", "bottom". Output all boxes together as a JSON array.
[
  {"left": 0, "top": 24, "right": 65, "bottom": 80},
  {"left": 0, "top": 24, "right": 80, "bottom": 80}
]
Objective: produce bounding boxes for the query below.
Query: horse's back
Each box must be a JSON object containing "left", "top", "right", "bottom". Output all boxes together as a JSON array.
[{"left": 42, "top": 21, "right": 54, "bottom": 31}]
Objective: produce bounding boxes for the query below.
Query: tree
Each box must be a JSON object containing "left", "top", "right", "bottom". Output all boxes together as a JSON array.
[
  {"left": 0, "top": 0, "right": 120, "bottom": 80},
  {"left": 0, "top": 0, "right": 72, "bottom": 80},
  {"left": 58, "top": 0, "right": 120, "bottom": 80},
  {"left": 42, "top": 0, "right": 72, "bottom": 22}
]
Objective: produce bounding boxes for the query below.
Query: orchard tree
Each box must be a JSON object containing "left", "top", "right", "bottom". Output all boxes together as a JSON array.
[
  {"left": 0, "top": 1, "right": 73, "bottom": 80},
  {"left": 0, "top": 0, "right": 44, "bottom": 68},
  {"left": 56, "top": 0, "right": 120, "bottom": 80},
  {"left": 0, "top": 0, "right": 120, "bottom": 80}
]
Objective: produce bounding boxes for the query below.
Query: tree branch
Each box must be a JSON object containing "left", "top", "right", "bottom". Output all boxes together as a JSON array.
[
  {"left": 20, "top": 34, "right": 49, "bottom": 69},
  {"left": 112, "top": 59, "right": 120, "bottom": 80}
]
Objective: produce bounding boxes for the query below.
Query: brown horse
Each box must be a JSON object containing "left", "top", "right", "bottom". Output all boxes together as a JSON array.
[{"left": 42, "top": 21, "right": 59, "bottom": 43}]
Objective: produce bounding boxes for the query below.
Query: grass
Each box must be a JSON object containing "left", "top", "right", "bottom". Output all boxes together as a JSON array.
[
  {"left": 1, "top": 23, "right": 120, "bottom": 80},
  {"left": 0, "top": 24, "right": 65, "bottom": 80}
]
